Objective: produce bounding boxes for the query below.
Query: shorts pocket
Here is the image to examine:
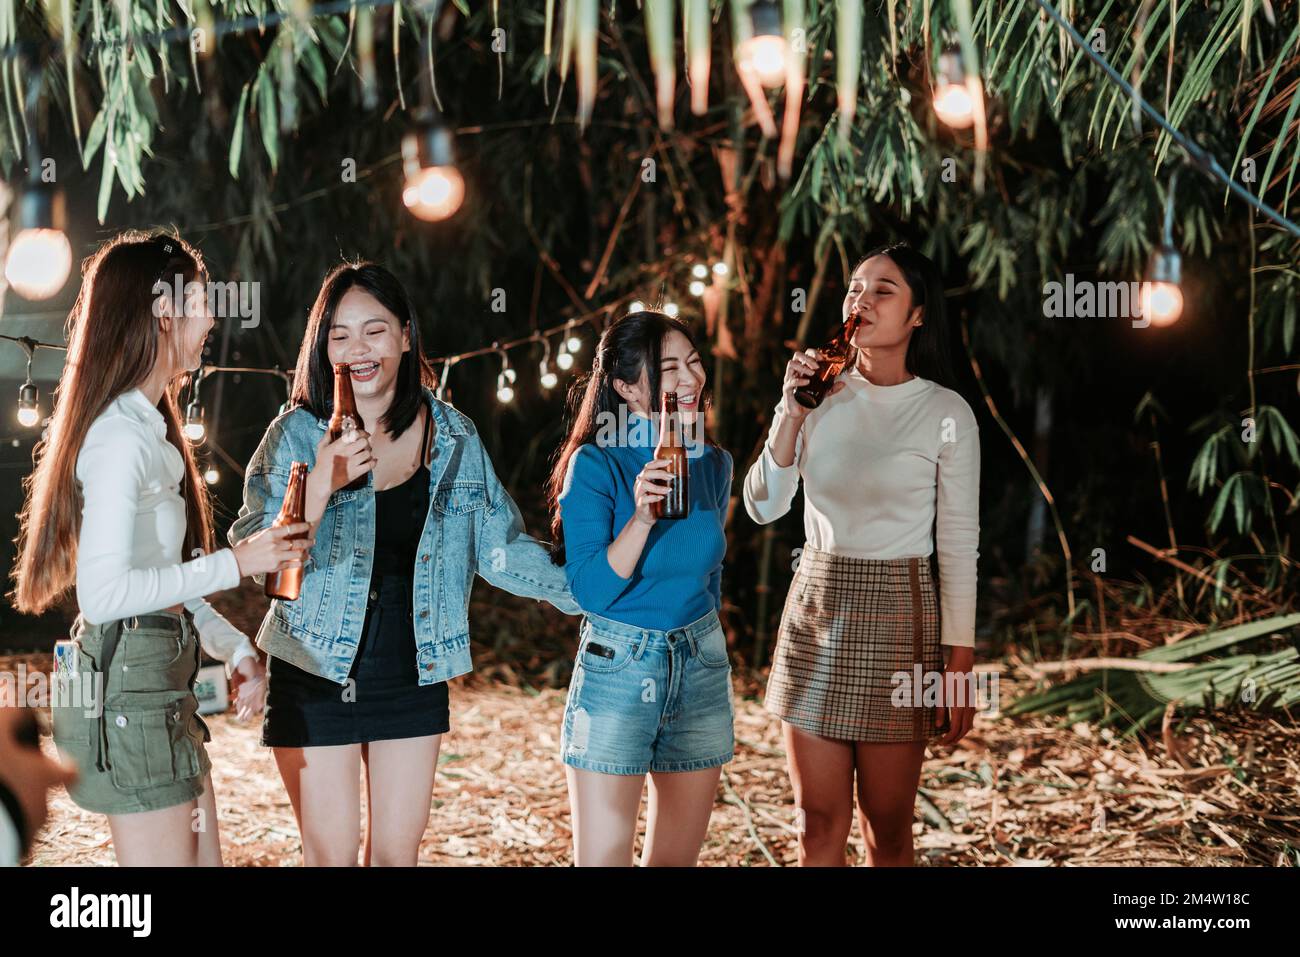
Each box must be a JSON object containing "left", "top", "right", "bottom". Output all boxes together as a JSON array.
[
  {"left": 104, "top": 690, "right": 203, "bottom": 790},
  {"left": 121, "top": 631, "right": 186, "bottom": 669},
  {"left": 694, "top": 626, "right": 731, "bottom": 669},
  {"left": 577, "top": 632, "right": 636, "bottom": 675}
]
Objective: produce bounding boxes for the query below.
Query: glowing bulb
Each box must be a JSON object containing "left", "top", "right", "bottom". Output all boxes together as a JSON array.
[
  {"left": 630, "top": 300, "right": 647, "bottom": 313},
  {"left": 664, "top": 302, "right": 679, "bottom": 318},
  {"left": 691, "top": 263, "right": 709, "bottom": 279},
  {"left": 933, "top": 81, "right": 976, "bottom": 128},
  {"left": 739, "top": 35, "right": 787, "bottom": 87},
  {"left": 403, "top": 166, "right": 466, "bottom": 222},
  {"left": 556, "top": 349, "right": 574, "bottom": 371},
  {"left": 17, "top": 405, "right": 39, "bottom": 427},
  {"left": 204, "top": 467, "right": 220, "bottom": 484},
  {"left": 1141, "top": 282, "right": 1184, "bottom": 325},
  {"left": 566, "top": 334, "right": 582, "bottom": 353},
  {"left": 540, "top": 364, "right": 558, "bottom": 390},
  {"left": 497, "top": 384, "right": 515, "bottom": 403},
  {"left": 183, "top": 422, "right": 205, "bottom": 441},
  {"left": 16, "top": 381, "right": 39, "bottom": 427},
  {"left": 689, "top": 280, "right": 707, "bottom": 297},
  {"left": 5, "top": 229, "right": 72, "bottom": 300},
  {"left": 712, "top": 262, "right": 728, "bottom": 276}
]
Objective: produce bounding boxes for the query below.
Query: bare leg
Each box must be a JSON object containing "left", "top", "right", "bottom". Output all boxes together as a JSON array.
[
  {"left": 109, "top": 798, "right": 204, "bottom": 866},
  {"left": 641, "top": 766, "right": 722, "bottom": 866},
  {"left": 853, "top": 740, "right": 926, "bottom": 867},
  {"left": 565, "top": 766, "right": 645, "bottom": 866},
  {"left": 194, "top": 774, "right": 224, "bottom": 866},
  {"left": 361, "top": 734, "right": 441, "bottom": 866},
  {"left": 783, "top": 722, "right": 855, "bottom": 866},
  {"left": 273, "top": 744, "right": 362, "bottom": 866}
]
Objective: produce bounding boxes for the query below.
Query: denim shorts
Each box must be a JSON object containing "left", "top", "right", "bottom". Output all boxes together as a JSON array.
[{"left": 559, "top": 608, "right": 735, "bottom": 775}]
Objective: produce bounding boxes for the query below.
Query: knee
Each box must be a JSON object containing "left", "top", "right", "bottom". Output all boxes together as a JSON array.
[
  {"left": 797, "top": 805, "right": 851, "bottom": 855},
  {"left": 301, "top": 832, "right": 359, "bottom": 867}
]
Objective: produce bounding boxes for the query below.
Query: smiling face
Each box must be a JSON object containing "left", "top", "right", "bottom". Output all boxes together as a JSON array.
[
  {"left": 326, "top": 287, "right": 412, "bottom": 401},
  {"left": 614, "top": 327, "right": 707, "bottom": 424},
  {"left": 843, "top": 254, "right": 923, "bottom": 352},
  {"left": 159, "top": 273, "right": 214, "bottom": 375}
]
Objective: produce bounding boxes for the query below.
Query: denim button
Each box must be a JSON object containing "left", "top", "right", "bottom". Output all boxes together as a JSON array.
[
  {"left": 424, "top": 663, "right": 434, "bottom": 671},
  {"left": 420, "top": 554, "right": 430, "bottom": 562},
  {"left": 419, "top": 610, "right": 429, "bottom": 618},
  {"left": 115, "top": 715, "right": 127, "bottom": 728},
  {"left": 369, "top": 589, "right": 379, "bottom": 601}
]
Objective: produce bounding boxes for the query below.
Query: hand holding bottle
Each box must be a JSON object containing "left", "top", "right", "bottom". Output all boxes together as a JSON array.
[
  {"left": 632, "top": 458, "right": 674, "bottom": 527},
  {"left": 781, "top": 348, "right": 846, "bottom": 420}
]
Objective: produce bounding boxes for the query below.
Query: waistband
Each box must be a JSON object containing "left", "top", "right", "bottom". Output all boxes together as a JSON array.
[
  {"left": 580, "top": 607, "right": 720, "bottom": 644},
  {"left": 799, "top": 544, "right": 930, "bottom": 568},
  {"left": 75, "top": 609, "right": 195, "bottom": 638}
]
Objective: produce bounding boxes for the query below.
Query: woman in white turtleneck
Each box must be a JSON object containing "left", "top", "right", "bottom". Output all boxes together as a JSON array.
[{"left": 744, "top": 243, "right": 980, "bottom": 867}]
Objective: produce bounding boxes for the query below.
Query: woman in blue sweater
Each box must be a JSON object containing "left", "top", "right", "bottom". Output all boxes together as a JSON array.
[{"left": 546, "top": 311, "right": 734, "bottom": 866}]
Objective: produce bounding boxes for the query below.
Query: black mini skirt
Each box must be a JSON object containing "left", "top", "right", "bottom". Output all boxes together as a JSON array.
[{"left": 262, "top": 575, "right": 450, "bottom": 748}]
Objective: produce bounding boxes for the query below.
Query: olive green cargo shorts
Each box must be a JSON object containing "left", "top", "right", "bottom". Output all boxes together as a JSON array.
[{"left": 50, "top": 610, "right": 214, "bottom": 815}]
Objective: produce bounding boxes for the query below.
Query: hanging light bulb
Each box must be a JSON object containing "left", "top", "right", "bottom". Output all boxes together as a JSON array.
[
  {"left": 630, "top": 300, "right": 647, "bottom": 314},
  {"left": 183, "top": 398, "right": 206, "bottom": 442},
  {"left": 16, "top": 380, "right": 39, "bottom": 427},
  {"left": 496, "top": 348, "right": 516, "bottom": 403},
  {"left": 5, "top": 180, "right": 71, "bottom": 300},
  {"left": 933, "top": 47, "right": 977, "bottom": 129},
  {"left": 539, "top": 337, "right": 558, "bottom": 390},
  {"left": 556, "top": 339, "right": 575, "bottom": 371},
  {"left": 401, "top": 114, "right": 465, "bottom": 222},
  {"left": 1139, "top": 166, "right": 1186, "bottom": 327},
  {"left": 738, "top": 0, "right": 786, "bottom": 89},
  {"left": 1141, "top": 246, "right": 1183, "bottom": 326},
  {"left": 712, "top": 261, "right": 729, "bottom": 277},
  {"left": 565, "top": 322, "right": 583, "bottom": 354},
  {"left": 15, "top": 342, "right": 39, "bottom": 427},
  {"left": 691, "top": 263, "right": 709, "bottom": 279},
  {"left": 689, "top": 280, "right": 707, "bottom": 297},
  {"left": 664, "top": 302, "right": 680, "bottom": 318},
  {"left": 204, "top": 467, "right": 220, "bottom": 485}
]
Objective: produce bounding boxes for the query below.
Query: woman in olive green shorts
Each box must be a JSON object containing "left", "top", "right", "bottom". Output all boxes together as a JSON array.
[{"left": 11, "top": 230, "right": 310, "bottom": 865}]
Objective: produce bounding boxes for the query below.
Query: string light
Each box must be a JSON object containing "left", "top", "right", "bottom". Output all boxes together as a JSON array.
[
  {"left": 689, "top": 279, "right": 707, "bottom": 296},
  {"left": 15, "top": 339, "right": 39, "bottom": 427},
  {"left": 711, "top": 261, "right": 728, "bottom": 277},
  {"left": 932, "top": 47, "right": 979, "bottom": 129},
  {"left": 204, "top": 466, "right": 220, "bottom": 484},
  {"left": 495, "top": 346, "right": 516, "bottom": 403},
  {"left": 1141, "top": 166, "right": 1185, "bottom": 326},
  {"left": 555, "top": 339, "right": 575, "bottom": 371},
  {"left": 663, "top": 302, "right": 679, "bottom": 317},
  {"left": 630, "top": 300, "right": 647, "bottom": 313},
  {"left": 183, "top": 397, "right": 206, "bottom": 441},
  {"left": 737, "top": 0, "right": 786, "bottom": 89},
  {"left": 5, "top": 57, "right": 71, "bottom": 300},
  {"left": 402, "top": 114, "right": 465, "bottom": 222},
  {"left": 564, "top": 320, "right": 583, "bottom": 354},
  {"left": 538, "top": 337, "right": 558, "bottom": 390},
  {"left": 691, "top": 264, "right": 709, "bottom": 279}
]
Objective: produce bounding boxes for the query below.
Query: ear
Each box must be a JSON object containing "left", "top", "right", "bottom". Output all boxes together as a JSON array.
[
  {"left": 401, "top": 322, "right": 411, "bottom": 353},
  {"left": 611, "top": 377, "right": 635, "bottom": 404},
  {"left": 910, "top": 305, "right": 924, "bottom": 327}
]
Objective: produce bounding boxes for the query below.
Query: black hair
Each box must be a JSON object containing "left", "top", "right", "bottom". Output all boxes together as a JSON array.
[{"left": 290, "top": 261, "right": 437, "bottom": 438}]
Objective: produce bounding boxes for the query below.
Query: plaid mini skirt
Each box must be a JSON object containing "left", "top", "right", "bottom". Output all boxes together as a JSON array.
[{"left": 765, "top": 545, "right": 947, "bottom": 743}]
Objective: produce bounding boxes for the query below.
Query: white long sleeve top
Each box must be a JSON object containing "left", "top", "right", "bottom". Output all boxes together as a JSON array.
[
  {"left": 742, "top": 368, "right": 981, "bottom": 647},
  {"left": 75, "top": 388, "right": 256, "bottom": 674}
]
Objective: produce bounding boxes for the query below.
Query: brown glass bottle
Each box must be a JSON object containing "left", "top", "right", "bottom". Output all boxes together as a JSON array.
[
  {"left": 793, "top": 314, "right": 861, "bottom": 409},
  {"left": 650, "top": 392, "right": 690, "bottom": 520},
  {"left": 328, "top": 362, "right": 367, "bottom": 491},
  {"left": 265, "top": 462, "right": 309, "bottom": 601}
]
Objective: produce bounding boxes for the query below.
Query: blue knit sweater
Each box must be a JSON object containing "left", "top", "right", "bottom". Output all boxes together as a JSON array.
[{"left": 558, "top": 415, "right": 732, "bottom": 630}]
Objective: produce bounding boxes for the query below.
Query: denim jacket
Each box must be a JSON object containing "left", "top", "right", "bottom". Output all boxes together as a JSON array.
[{"left": 228, "top": 388, "right": 580, "bottom": 685}]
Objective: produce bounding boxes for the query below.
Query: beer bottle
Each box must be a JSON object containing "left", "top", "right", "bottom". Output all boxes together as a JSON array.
[
  {"left": 793, "top": 314, "right": 861, "bottom": 410},
  {"left": 265, "top": 462, "right": 309, "bottom": 601},
  {"left": 328, "top": 362, "right": 367, "bottom": 491},
  {"left": 650, "top": 392, "right": 689, "bottom": 520}
]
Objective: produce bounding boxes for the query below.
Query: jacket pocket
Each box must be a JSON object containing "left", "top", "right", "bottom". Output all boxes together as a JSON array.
[
  {"left": 104, "top": 690, "right": 203, "bottom": 789},
  {"left": 433, "top": 482, "right": 488, "bottom": 515}
]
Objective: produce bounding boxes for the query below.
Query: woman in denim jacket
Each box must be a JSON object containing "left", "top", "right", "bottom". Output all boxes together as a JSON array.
[{"left": 230, "top": 262, "right": 579, "bottom": 866}]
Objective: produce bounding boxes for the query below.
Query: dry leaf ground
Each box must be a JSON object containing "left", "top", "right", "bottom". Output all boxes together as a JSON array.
[{"left": 8, "top": 650, "right": 1296, "bottom": 867}]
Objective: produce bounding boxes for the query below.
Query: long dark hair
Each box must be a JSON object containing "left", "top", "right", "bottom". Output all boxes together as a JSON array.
[
  {"left": 545, "top": 311, "right": 714, "bottom": 560},
  {"left": 290, "top": 261, "right": 437, "bottom": 438},
  {"left": 854, "top": 242, "right": 959, "bottom": 391},
  {"left": 12, "top": 230, "right": 213, "bottom": 614}
]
